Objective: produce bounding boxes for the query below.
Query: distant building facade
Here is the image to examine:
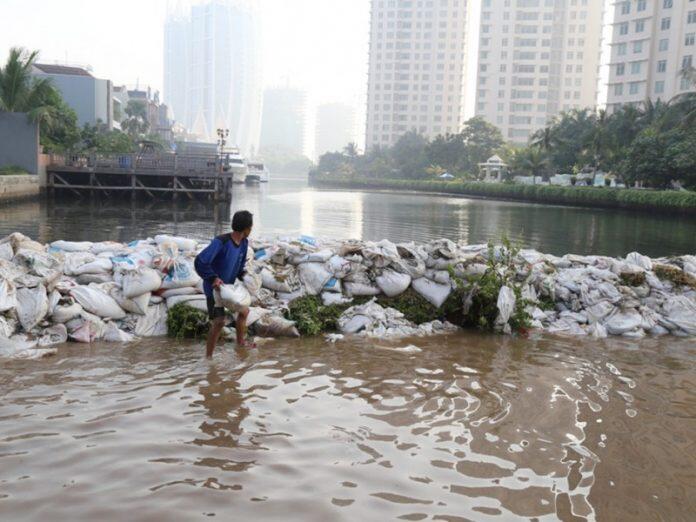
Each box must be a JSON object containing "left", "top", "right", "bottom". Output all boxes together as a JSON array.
[
  {"left": 606, "top": 0, "right": 696, "bottom": 112},
  {"left": 365, "top": 0, "right": 471, "bottom": 150},
  {"left": 473, "top": 0, "right": 604, "bottom": 143},
  {"left": 259, "top": 87, "right": 307, "bottom": 156},
  {"left": 32, "top": 63, "right": 113, "bottom": 129},
  {"left": 163, "top": 0, "right": 262, "bottom": 155},
  {"left": 315, "top": 103, "right": 356, "bottom": 158}
]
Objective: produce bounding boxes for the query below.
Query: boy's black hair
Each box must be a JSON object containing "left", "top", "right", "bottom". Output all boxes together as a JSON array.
[{"left": 232, "top": 210, "right": 253, "bottom": 232}]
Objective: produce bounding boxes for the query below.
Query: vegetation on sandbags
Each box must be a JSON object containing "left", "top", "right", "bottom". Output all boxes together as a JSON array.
[
  {"left": 166, "top": 303, "right": 210, "bottom": 340},
  {"left": 285, "top": 295, "right": 358, "bottom": 336},
  {"left": 620, "top": 271, "right": 647, "bottom": 287},
  {"left": 653, "top": 264, "right": 696, "bottom": 289}
]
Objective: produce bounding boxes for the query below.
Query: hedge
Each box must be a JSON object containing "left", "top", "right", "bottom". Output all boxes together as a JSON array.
[{"left": 311, "top": 175, "right": 696, "bottom": 214}]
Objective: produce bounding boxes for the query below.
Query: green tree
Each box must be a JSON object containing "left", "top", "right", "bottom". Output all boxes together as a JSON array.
[
  {"left": 121, "top": 100, "right": 150, "bottom": 138},
  {"left": 510, "top": 147, "right": 551, "bottom": 182},
  {"left": 457, "top": 116, "right": 504, "bottom": 173},
  {"left": 391, "top": 130, "right": 429, "bottom": 178}
]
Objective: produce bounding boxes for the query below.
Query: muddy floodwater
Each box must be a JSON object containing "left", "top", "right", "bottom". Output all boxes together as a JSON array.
[{"left": 1, "top": 333, "right": 694, "bottom": 521}]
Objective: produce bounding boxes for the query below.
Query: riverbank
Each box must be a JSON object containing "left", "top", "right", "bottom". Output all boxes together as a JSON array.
[
  {"left": 1, "top": 232, "right": 695, "bottom": 359},
  {"left": 0, "top": 174, "right": 39, "bottom": 203},
  {"left": 311, "top": 175, "right": 696, "bottom": 215}
]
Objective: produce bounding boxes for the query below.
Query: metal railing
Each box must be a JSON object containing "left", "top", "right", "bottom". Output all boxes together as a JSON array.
[{"left": 48, "top": 152, "right": 225, "bottom": 176}]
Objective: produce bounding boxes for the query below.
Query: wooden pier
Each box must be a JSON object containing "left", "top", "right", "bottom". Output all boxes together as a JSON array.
[{"left": 46, "top": 152, "right": 235, "bottom": 201}]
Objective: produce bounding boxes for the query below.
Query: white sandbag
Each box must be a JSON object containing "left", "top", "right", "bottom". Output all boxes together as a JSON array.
[
  {"left": 277, "top": 288, "right": 307, "bottom": 303},
  {"left": 604, "top": 310, "right": 643, "bottom": 335},
  {"left": 0, "top": 316, "right": 17, "bottom": 338},
  {"left": 260, "top": 267, "right": 301, "bottom": 293},
  {"left": 247, "top": 307, "right": 271, "bottom": 327},
  {"left": 0, "top": 336, "right": 56, "bottom": 359},
  {"left": 0, "top": 278, "right": 18, "bottom": 312},
  {"left": 110, "top": 287, "right": 150, "bottom": 315},
  {"left": 161, "top": 287, "right": 199, "bottom": 298},
  {"left": 52, "top": 302, "right": 84, "bottom": 323},
  {"left": 121, "top": 267, "right": 162, "bottom": 298},
  {"left": 376, "top": 270, "right": 411, "bottom": 297},
  {"left": 254, "top": 314, "right": 300, "bottom": 338},
  {"left": 7, "top": 232, "right": 44, "bottom": 253},
  {"left": 215, "top": 282, "right": 251, "bottom": 310},
  {"left": 322, "top": 292, "right": 353, "bottom": 307},
  {"left": 625, "top": 252, "right": 652, "bottom": 271},
  {"left": 63, "top": 252, "right": 97, "bottom": 275},
  {"left": 149, "top": 295, "right": 164, "bottom": 304},
  {"left": 661, "top": 296, "right": 696, "bottom": 335},
  {"left": 71, "top": 257, "right": 113, "bottom": 275},
  {"left": 395, "top": 244, "right": 427, "bottom": 278},
  {"left": 135, "top": 303, "right": 168, "bottom": 337},
  {"left": 186, "top": 299, "right": 209, "bottom": 313},
  {"left": 16, "top": 285, "right": 49, "bottom": 331},
  {"left": 111, "top": 249, "right": 155, "bottom": 271},
  {"left": 160, "top": 259, "right": 200, "bottom": 289},
  {"left": 154, "top": 234, "right": 197, "bottom": 252},
  {"left": 588, "top": 322, "right": 608, "bottom": 339},
  {"left": 70, "top": 285, "right": 126, "bottom": 320},
  {"left": 13, "top": 249, "right": 62, "bottom": 282},
  {"left": 47, "top": 289, "right": 61, "bottom": 314},
  {"left": 68, "top": 312, "right": 106, "bottom": 343},
  {"left": 341, "top": 314, "right": 372, "bottom": 334},
  {"left": 327, "top": 255, "right": 352, "bottom": 279},
  {"left": 103, "top": 322, "right": 136, "bottom": 343},
  {"left": 50, "top": 240, "right": 93, "bottom": 252},
  {"left": 411, "top": 277, "right": 451, "bottom": 308},
  {"left": 242, "top": 272, "right": 262, "bottom": 296},
  {"left": 298, "top": 263, "right": 333, "bottom": 296},
  {"left": 585, "top": 301, "right": 615, "bottom": 324},
  {"left": 323, "top": 277, "right": 342, "bottom": 293},
  {"left": 166, "top": 294, "right": 207, "bottom": 308},
  {"left": 0, "top": 242, "right": 13, "bottom": 261},
  {"left": 90, "top": 241, "right": 125, "bottom": 255},
  {"left": 496, "top": 286, "right": 516, "bottom": 326},
  {"left": 344, "top": 281, "right": 381, "bottom": 297},
  {"left": 38, "top": 324, "right": 68, "bottom": 346},
  {"left": 424, "top": 269, "right": 451, "bottom": 285},
  {"left": 76, "top": 273, "right": 113, "bottom": 285}
]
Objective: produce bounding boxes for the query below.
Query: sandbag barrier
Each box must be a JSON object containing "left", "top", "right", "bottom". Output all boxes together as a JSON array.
[{"left": 1, "top": 231, "right": 695, "bottom": 359}]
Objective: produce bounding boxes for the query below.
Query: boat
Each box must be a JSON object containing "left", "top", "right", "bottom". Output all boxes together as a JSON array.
[
  {"left": 223, "top": 148, "right": 248, "bottom": 184},
  {"left": 246, "top": 161, "right": 270, "bottom": 183}
]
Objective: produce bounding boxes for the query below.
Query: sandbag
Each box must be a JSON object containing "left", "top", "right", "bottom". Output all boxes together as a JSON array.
[
  {"left": 67, "top": 312, "right": 106, "bottom": 343},
  {"left": 161, "top": 287, "right": 199, "bottom": 298},
  {"left": 215, "top": 282, "right": 251, "bottom": 310},
  {"left": 376, "top": 270, "right": 411, "bottom": 297},
  {"left": 254, "top": 314, "right": 300, "bottom": 338},
  {"left": 496, "top": 286, "right": 516, "bottom": 325},
  {"left": 90, "top": 241, "right": 125, "bottom": 255},
  {"left": 154, "top": 234, "right": 197, "bottom": 252},
  {"left": 242, "top": 272, "right": 262, "bottom": 296},
  {"left": 0, "top": 278, "right": 18, "bottom": 312},
  {"left": 71, "top": 257, "right": 113, "bottom": 275},
  {"left": 625, "top": 252, "right": 652, "bottom": 271},
  {"left": 76, "top": 273, "right": 113, "bottom": 285},
  {"left": 327, "top": 255, "right": 351, "bottom": 279},
  {"left": 0, "top": 242, "right": 13, "bottom": 261},
  {"left": 135, "top": 303, "right": 168, "bottom": 337},
  {"left": 605, "top": 310, "right": 643, "bottom": 335},
  {"left": 52, "top": 302, "right": 84, "bottom": 323},
  {"left": 103, "top": 322, "right": 136, "bottom": 343},
  {"left": 261, "top": 266, "right": 300, "bottom": 293},
  {"left": 298, "top": 263, "right": 333, "bottom": 295},
  {"left": 70, "top": 285, "right": 126, "bottom": 320},
  {"left": 0, "top": 335, "right": 56, "bottom": 359},
  {"left": 322, "top": 292, "right": 353, "bottom": 307},
  {"left": 50, "top": 240, "right": 93, "bottom": 252},
  {"left": 112, "top": 249, "right": 155, "bottom": 271},
  {"left": 160, "top": 259, "right": 200, "bottom": 289},
  {"left": 166, "top": 294, "right": 206, "bottom": 308},
  {"left": 411, "top": 277, "right": 451, "bottom": 308},
  {"left": 7, "top": 232, "right": 44, "bottom": 253},
  {"left": 110, "top": 287, "right": 150, "bottom": 315},
  {"left": 63, "top": 252, "right": 97, "bottom": 275},
  {"left": 121, "top": 267, "right": 162, "bottom": 298},
  {"left": 38, "top": 324, "right": 68, "bottom": 346},
  {"left": 0, "top": 316, "right": 17, "bottom": 338},
  {"left": 16, "top": 285, "right": 49, "bottom": 331},
  {"left": 344, "top": 281, "right": 381, "bottom": 297},
  {"left": 661, "top": 296, "right": 696, "bottom": 335}
]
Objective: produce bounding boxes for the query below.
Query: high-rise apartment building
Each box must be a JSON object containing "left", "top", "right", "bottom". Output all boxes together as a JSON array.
[
  {"left": 259, "top": 87, "right": 307, "bottom": 156},
  {"left": 474, "top": 0, "right": 603, "bottom": 143},
  {"left": 606, "top": 0, "right": 696, "bottom": 112},
  {"left": 163, "top": 1, "right": 262, "bottom": 155},
  {"left": 365, "top": 0, "right": 471, "bottom": 150},
  {"left": 315, "top": 103, "right": 357, "bottom": 158}
]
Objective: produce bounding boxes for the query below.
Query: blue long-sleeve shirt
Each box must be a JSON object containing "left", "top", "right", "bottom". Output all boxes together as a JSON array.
[{"left": 194, "top": 234, "right": 248, "bottom": 297}]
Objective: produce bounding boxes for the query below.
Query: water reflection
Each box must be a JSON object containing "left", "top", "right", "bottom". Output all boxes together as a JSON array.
[{"left": 1, "top": 176, "right": 694, "bottom": 256}]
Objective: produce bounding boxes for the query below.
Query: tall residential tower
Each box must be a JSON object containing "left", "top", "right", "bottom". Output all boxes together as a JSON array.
[
  {"left": 606, "top": 0, "right": 696, "bottom": 112},
  {"left": 365, "top": 0, "right": 471, "bottom": 150},
  {"left": 474, "top": 0, "right": 604, "bottom": 143}
]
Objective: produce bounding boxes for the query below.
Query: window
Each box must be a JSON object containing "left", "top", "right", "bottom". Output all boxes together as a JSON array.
[
  {"left": 687, "top": 33, "right": 696, "bottom": 46},
  {"left": 682, "top": 77, "right": 692, "bottom": 90},
  {"left": 663, "top": 0, "right": 672, "bottom": 7},
  {"left": 637, "top": 0, "right": 646, "bottom": 11},
  {"left": 631, "top": 62, "right": 641, "bottom": 74},
  {"left": 629, "top": 82, "right": 640, "bottom": 95},
  {"left": 635, "top": 20, "right": 645, "bottom": 33},
  {"left": 614, "top": 83, "right": 624, "bottom": 96},
  {"left": 659, "top": 39, "right": 669, "bottom": 52},
  {"left": 655, "top": 81, "right": 665, "bottom": 94},
  {"left": 633, "top": 41, "right": 643, "bottom": 53},
  {"left": 616, "top": 63, "right": 625, "bottom": 76},
  {"left": 683, "top": 55, "right": 693, "bottom": 69},
  {"left": 657, "top": 60, "right": 667, "bottom": 72},
  {"left": 617, "top": 43, "right": 627, "bottom": 56},
  {"left": 661, "top": 18, "right": 671, "bottom": 30},
  {"left": 690, "top": 11, "right": 696, "bottom": 24},
  {"left": 619, "top": 22, "right": 628, "bottom": 35},
  {"left": 620, "top": 1, "right": 630, "bottom": 15}
]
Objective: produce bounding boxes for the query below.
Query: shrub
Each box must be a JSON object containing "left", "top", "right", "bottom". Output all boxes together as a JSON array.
[{"left": 167, "top": 303, "right": 210, "bottom": 339}]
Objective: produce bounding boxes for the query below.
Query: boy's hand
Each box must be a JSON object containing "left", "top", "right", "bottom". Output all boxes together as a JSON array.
[{"left": 212, "top": 277, "right": 224, "bottom": 289}]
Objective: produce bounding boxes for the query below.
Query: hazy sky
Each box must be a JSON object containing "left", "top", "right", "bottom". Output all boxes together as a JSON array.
[{"left": 0, "top": 0, "right": 370, "bottom": 147}]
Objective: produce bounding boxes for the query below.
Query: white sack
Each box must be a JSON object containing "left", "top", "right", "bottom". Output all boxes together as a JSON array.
[
  {"left": 344, "top": 281, "right": 381, "bottom": 297},
  {"left": 605, "top": 310, "right": 643, "bottom": 335},
  {"left": 38, "top": 324, "right": 68, "bottom": 346},
  {"left": 154, "top": 235, "right": 197, "bottom": 252},
  {"left": 103, "top": 322, "right": 136, "bottom": 343},
  {"left": 68, "top": 312, "right": 106, "bottom": 343},
  {"left": 52, "top": 302, "right": 84, "bottom": 323},
  {"left": 376, "top": 270, "right": 411, "bottom": 297},
  {"left": 110, "top": 287, "right": 150, "bottom": 315},
  {"left": 50, "top": 240, "right": 93, "bottom": 252},
  {"left": 215, "top": 282, "right": 251, "bottom": 310},
  {"left": 411, "top": 277, "right": 451, "bottom": 308},
  {"left": 242, "top": 272, "right": 262, "bottom": 296},
  {"left": 135, "top": 303, "right": 168, "bottom": 337},
  {"left": 76, "top": 273, "right": 113, "bottom": 285},
  {"left": 166, "top": 294, "right": 207, "bottom": 308},
  {"left": 661, "top": 296, "right": 696, "bottom": 335},
  {"left": 322, "top": 292, "right": 353, "bottom": 307},
  {"left": 161, "top": 287, "right": 199, "bottom": 298},
  {"left": 254, "top": 315, "right": 300, "bottom": 338},
  {"left": 121, "top": 267, "right": 162, "bottom": 298},
  {"left": 72, "top": 257, "right": 113, "bottom": 275},
  {"left": 16, "top": 285, "right": 49, "bottom": 331},
  {"left": 327, "top": 255, "right": 352, "bottom": 279},
  {"left": 0, "top": 278, "right": 18, "bottom": 312},
  {"left": 0, "top": 336, "right": 56, "bottom": 359},
  {"left": 625, "top": 252, "right": 652, "bottom": 271},
  {"left": 0, "top": 242, "right": 13, "bottom": 261},
  {"left": 298, "top": 263, "right": 333, "bottom": 295},
  {"left": 496, "top": 286, "right": 516, "bottom": 325},
  {"left": 160, "top": 260, "right": 200, "bottom": 289},
  {"left": 71, "top": 285, "right": 126, "bottom": 320}
]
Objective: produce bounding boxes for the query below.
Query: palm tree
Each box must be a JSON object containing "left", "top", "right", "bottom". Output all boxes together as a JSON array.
[
  {"left": 343, "top": 142, "right": 359, "bottom": 158},
  {"left": 121, "top": 100, "right": 150, "bottom": 139},
  {"left": 0, "top": 47, "right": 60, "bottom": 127},
  {"left": 530, "top": 125, "right": 556, "bottom": 152},
  {"left": 513, "top": 147, "right": 550, "bottom": 182},
  {"left": 666, "top": 66, "right": 696, "bottom": 128}
]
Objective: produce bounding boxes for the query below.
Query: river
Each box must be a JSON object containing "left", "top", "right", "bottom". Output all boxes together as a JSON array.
[
  {"left": 1, "top": 176, "right": 695, "bottom": 257},
  {"left": 1, "top": 178, "right": 695, "bottom": 520}
]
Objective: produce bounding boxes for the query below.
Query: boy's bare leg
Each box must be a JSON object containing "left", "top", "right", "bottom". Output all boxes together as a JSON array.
[
  {"left": 236, "top": 307, "right": 250, "bottom": 347},
  {"left": 206, "top": 316, "right": 226, "bottom": 358}
]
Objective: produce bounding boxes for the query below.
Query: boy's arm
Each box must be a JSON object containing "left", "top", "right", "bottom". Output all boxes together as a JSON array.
[
  {"left": 235, "top": 243, "right": 249, "bottom": 280},
  {"left": 195, "top": 239, "right": 223, "bottom": 284}
]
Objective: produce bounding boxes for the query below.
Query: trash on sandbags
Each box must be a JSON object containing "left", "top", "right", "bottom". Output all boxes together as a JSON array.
[
  {"left": 411, "top": 277, "right": 451, "bottom": 308},
  {"left": 261, "top": 266, "right": 301, "bottom": 293},
  {"left": 495, "top": 286, "right": 516, "bottom": 326},
  {"left": 294, "top": 262, "right": 331, "bottom": 296},
  {"left": 103, "top": 322, "right": 136, "bottom": 343},
  {"left": 376, "top": 269, "right": 411, "bottom": 297},
  {"left": 0, "top": 335, "right": 56, "bottom": 359},
  {"left": 604, "top": 310, "right": 643, "bottom": 335},
  {"left": 70, "top": 285, "right": 126, "bottom": 320},
  {"left": 16, "top": 285, "right": 49, "bottom": 331},
  {"left": 215, "top": 281, "right": 252, "bottom": 310},
  {"left": 38, "top": 324, "right": 68, "bottom": 346},
  {"left": 109, "top": 287, "right": 150, "bottom": 315},
  {"left": 120, "top": 267, "right": 162, "bottom": 298},
  {"left": 135, "top": 303, "right": 168, "bottom": 337},
  {"left": 0, "top": 277, "right": 17, "bottom": 312},
  {"left": 254, "top": 314, "right": 300, "bottom": 338}
]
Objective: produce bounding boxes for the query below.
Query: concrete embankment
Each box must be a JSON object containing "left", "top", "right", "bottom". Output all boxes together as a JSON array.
[{"left": 0, "top": 175, "right": 39, "bottom": 203}]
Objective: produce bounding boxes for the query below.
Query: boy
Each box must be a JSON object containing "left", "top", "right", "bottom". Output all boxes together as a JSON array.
[{"left": 194, "top": 210, "right": 254, "bottom": 357}]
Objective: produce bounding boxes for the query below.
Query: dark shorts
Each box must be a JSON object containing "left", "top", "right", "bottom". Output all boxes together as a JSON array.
[{"left": 206, "top": 295, "right": 226, "bottom": 321}]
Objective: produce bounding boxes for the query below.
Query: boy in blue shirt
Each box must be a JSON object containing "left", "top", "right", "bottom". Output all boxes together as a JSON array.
[{"left": 194, "top": 210, "right": 254, "bottom": 357}]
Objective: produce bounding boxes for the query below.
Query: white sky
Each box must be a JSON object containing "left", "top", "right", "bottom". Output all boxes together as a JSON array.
[{"left": 0, "top": 0, "right": 370, "bottom": 149}]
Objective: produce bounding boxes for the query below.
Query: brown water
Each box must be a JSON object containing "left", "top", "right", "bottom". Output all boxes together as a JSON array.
[{"left": 1, "top": 333, "right": 694, "bottom": 521}]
